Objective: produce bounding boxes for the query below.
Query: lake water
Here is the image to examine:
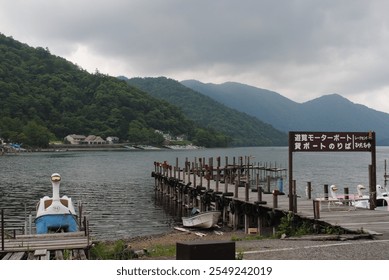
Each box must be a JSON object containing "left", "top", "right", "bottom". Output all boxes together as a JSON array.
[{"left": 1, "top": 146, "right": 388, "bottom": 241}]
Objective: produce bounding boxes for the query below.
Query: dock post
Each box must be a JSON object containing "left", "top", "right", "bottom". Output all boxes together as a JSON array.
[
  {"left": 207, "top": 157, "right": 212, "bottom": 191},
  {"left": 175, "top": 158, "right": 178, "bottom": 179},
  {"left": 28, "top": 214, "right": 32, "bottom": 235},
  {"left": 216, "top": 157, "right": 220, "bottom": 192},
  {"left": 257, "top": 173, "right": 262, "bottom": 201},
  {"left": 267, "top": 175, "right": 271, "bottom": 193},
  {"left": 235, "top": 157, "right": 242, "bottom": 198},
  {"left": 1, "top": 208, "right": 4, "bottom": 251},
  {"left": 344, "top": 187, "right": 349, "bottom": 205},
  {"left": 224, "top": 156, "right": 228, "bottom": 193},
  {"left": 199, "top": 158, "right": 203, "bottom": 187},
  {"left": 192, "top": 162, "right": 196, "bottom": 189},
  {"left": 245, "top": 182, "right": 249, "bottom": 202},
  {"left": 324, "top": 184, "right": 329, "bottom": 200},
  {"left": 293, "top": 180, "right": 297, "bottom": 213},
  {"left": 206, "top": 165, "right": 211, "bottom": 191},
  {"left": 313, "top": 200, "right": 320, "bottom": 219},
  {"left": 187, "top": 160, "right": 191, "bottom": 185},
  {"left": 247, "top": 156, "right": 251, "bottom": 192},
  {"left": 306, "top": 182, "right": 312, "bottom": 199},
  {"left": 273, "top": 190, "right": 279, "bottom": 209},
  {"left": 234, "top": 179, "right": 239, "bottom": 198},
  {"left": 257, "top": 215, "right": 262, "bottom": 236}
]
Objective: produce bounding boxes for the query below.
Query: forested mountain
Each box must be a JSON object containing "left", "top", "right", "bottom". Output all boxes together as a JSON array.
[
  {"left": 0, "top": 34, "right": 228, "bottom": 148},
  {"left": 182, "top": 80, "right": 389, "bottom": 145},
  {"left": 122, "top": 77, "right": 287, "bottom": 147}
]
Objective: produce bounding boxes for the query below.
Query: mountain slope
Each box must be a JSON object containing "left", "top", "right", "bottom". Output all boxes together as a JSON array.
[
  {"left": 182, "top": 80, "right": 389, "bottom": 145},
  {"left": 0, "top": 34, "right": 225, "bottom": 148},
  {"left": 122, "top": 77, "right": 287, "bottom": 146},
  {"left": 181, "top": 80, "right": 301, "bottom": 132}
]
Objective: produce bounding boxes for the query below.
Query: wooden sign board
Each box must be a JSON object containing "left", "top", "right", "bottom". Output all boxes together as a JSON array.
[
  {"left": 288, "top": 131, "right": 376, "bottom": 211},
  {"left": 290, "top": 131, "right": 374, "bottom": 152}
]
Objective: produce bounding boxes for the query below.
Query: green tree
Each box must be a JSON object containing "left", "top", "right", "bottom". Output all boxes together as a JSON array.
[{"left": 22, "top": 121, "right": 53, "bottom": 147}]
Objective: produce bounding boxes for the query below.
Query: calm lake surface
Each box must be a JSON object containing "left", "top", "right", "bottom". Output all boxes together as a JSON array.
[{"left": 1, "top": 146, "right": 389, "bottom": 241}]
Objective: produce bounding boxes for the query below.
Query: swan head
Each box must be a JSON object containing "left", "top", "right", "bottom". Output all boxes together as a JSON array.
[
  {"left": 51, "top": 173, "right": 61, "bottom": 200},
  {"left": 357, "top": 184, "right": 366, "bottom": 196},
  {"left": 377, "top": 185, "right": 384, "bottom": 196},
  {"left": 51, "top": 173, "right": 61, "bottom": 183},
  {"left": 329, "top": 185, "right": 338, "bottom": 198}
]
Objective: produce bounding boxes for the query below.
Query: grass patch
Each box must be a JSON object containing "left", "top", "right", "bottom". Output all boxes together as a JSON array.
[
  {"left": 275, "top": 212, "right": 315, "bottom": 238},
  {"left": 90, "top": 240, "right": 135, "bottom": 260},
  {"left": 147, "top": 244, "right": 176, "bottom": 258},
  {"left": 90, "top": 240, "right": 176, "bottom": 259}
]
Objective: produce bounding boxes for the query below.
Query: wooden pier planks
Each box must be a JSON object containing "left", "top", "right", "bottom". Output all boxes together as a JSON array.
[
  {"left": 157, "top": 167, "right": 389, "bottom": 237},
  {"left": 1, "top": 231, "right": 91, "bottom": 260}
]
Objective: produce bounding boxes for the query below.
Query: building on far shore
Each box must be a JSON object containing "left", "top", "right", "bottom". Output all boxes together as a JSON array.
[
  {"left": 106, "top": 136, "right": 119, "bottom": 144},
  {"left": 81, "top": 135, "right": 106, "bottom": 145},
  {"left": 64, "top": 134, "right": 86, "bottom": 145}
]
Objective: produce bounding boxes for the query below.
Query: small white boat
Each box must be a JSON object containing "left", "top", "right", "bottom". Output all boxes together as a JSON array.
[
  {"left": 35, "top": 173, "right": 78, "bottom": 234},
  {"left": 352, "top": 184, "right": 389, "bottom": 210},
  {"left": 182, "top": 208, "right": 221, "bottom": 229},
  {"left": 376, "top": 185, "right": 389, "bottom": 210}
]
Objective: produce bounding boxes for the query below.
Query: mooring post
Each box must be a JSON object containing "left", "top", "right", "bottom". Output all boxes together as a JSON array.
[
  {"left": 216, "top": 157, "right": 220, "bottom": 192},
  {"left": 175, "top": 158, "right": 178, "bottom": 179},
  {"left": 233, "top": 157, "right": 236, "bottom": 184},
  {"left": 313, "top": 200, "right": 320, "bottom": 219},
  {"left": 209, "top": 157, "right": 213, "bottom": 180},
  {"left": 324, "top": 184, "right": 329, "bottom": 200},
  {"left": 344, "top": 187, "right": 349, "bottom": 205},
  {"left": 207, "top": 157, "right": 212, "bottom": 190},
  {"left": 78, "top": 201, "right": 83, "bottom": 230},
  {"left": 199, "top": 158, "right": 203, "bottom": 187},
  {"left": 192, "top": 161, "right": 196, "bottom": 189},
  {"left": 1, "top": 208, "right": 4, "bottom": 251},
  {"left": 257, "top": 173, "right": 262, "bottom": 201},
  {"left": 293, "top": 180, "right": 297, "bottom": 213},
  {"left": 187, "top": 160, "right": 191, "bottom": 185},
  {"left": 224, "top": 156, "right": 228, "bottom": 193},
  {"left": 247, "top": 156, "right": 251, "bottom": 192},
  {"left": 236, "top": 157, "right": 243, "bottom": 198},
  {"left": 267, "top": 175, "right": 271, "bottom": 193},
  {"left": 369, "top": 164, "right": 376, "bottom": 210},
  {"left": 306, "top": 181, "right": 312, "bottom": 199},
  {"left": 273, "top": 190, "right": 279, "bottom": 208},
  {"left": 244, "top": 157, "right": 250, "bottom": 235}
]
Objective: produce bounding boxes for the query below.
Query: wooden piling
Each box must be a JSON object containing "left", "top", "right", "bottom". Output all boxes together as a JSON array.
[{"left": 324, "top": 184, "right": 329, "bottom": 200}]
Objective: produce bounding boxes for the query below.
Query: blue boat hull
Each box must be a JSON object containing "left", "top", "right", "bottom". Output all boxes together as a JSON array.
[{"left": 35, "top": 214, "right": 78, "bottom": 234}]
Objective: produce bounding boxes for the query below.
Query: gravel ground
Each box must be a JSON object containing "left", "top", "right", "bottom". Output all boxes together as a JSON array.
[{"left": 111, "top": 228, "right": 389, "bottom": 260}]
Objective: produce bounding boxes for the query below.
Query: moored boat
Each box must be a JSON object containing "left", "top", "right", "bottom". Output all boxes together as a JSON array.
[
  {"left": 182, "top": 208, "right": 221, "bottom": 229},
  {"left": 35, "top": 173, "right": 78, "bottom": 234},
  {"left": 352, "top": 184, "right": 389, "bottom": 210}
]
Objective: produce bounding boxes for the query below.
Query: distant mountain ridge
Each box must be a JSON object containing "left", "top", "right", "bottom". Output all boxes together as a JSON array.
[
  {"left": 122, "top": 77, "right": 287, "bottom": 147},
  {"left": 181, "top": 80, "right": 389, "bottom": 145}
]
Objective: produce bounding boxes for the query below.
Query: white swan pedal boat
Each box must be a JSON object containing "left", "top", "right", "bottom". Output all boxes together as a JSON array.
[{"left": 35, "top": 173, "right": 78, "bottom": 234}]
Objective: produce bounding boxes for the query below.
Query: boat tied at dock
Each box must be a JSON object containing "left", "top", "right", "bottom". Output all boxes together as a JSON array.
[{"left": 35, "top": 173, "right": 78, "bottom": 234}]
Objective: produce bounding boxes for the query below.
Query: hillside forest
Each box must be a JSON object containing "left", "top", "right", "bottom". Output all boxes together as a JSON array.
[{"left": 0, "top": 33, "right": 231, "bottom": 148}]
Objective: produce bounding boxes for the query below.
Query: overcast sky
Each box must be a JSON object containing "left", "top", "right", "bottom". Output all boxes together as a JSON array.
[{"left": 1, "top": 0, "right": 389, "bottom": 113}]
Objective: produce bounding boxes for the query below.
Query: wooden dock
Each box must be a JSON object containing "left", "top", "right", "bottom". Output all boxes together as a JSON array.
[
  {"left": 1, "top": 231, "right": 92, "bottom": 260},
  {"left": 153, "top": 156, "right": 389, "bottom": 237},
  {"left": 1, "top": 208, "right": 92, "bottom": 260}
]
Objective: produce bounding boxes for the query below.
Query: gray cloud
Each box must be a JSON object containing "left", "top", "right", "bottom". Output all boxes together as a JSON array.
[{"left": 1, "top": 0, "right": 389, "bottom": 112}]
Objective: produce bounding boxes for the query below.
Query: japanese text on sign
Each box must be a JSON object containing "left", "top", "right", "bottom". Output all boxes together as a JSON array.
[{"left": 290, "top": 132, "right": 374, "bottom": 152}]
